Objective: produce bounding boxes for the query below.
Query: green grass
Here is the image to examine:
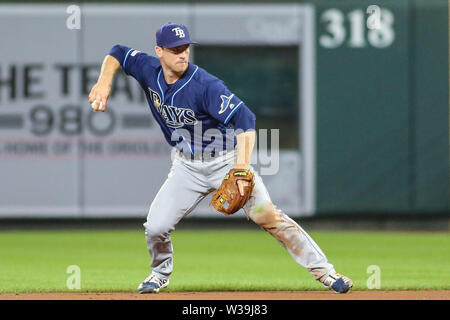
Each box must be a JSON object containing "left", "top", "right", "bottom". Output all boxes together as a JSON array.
[{"left": 0, "top": 229, "right": 449, "bottom": 293}]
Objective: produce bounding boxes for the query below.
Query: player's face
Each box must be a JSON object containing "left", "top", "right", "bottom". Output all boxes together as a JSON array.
[{"left": 157, "top": 44, "right": 190, "bottom": 74}]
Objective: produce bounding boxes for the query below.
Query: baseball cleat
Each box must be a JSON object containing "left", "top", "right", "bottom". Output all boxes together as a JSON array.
[
  {"left": 321, "top": 272, "right": 353, "bottom": 293},
  {"left": 137, "top": 273, "right": 169, "bottom": 294}
]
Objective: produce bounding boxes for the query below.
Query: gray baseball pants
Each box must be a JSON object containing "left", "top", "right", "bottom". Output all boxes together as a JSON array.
[{"left": 143, "top": 148, "right": 335, "bottom": 282}]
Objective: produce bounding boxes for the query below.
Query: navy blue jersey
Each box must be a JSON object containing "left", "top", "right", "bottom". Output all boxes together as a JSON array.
[{"left": 108, "top": 45, "right": 256, "bottom": 154}]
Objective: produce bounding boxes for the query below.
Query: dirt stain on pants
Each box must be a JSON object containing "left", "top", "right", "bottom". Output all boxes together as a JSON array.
[{"left": 247, "top": 201, "right": 334, "bottom": 281}]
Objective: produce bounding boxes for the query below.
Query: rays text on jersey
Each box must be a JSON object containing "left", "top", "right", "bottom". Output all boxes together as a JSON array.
[{"left": 149, "top": 88, "right": 198, "bottom": 128}]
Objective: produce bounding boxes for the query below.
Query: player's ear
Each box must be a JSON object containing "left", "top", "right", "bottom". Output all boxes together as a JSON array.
[{"left": 155, "top": 46, "right": 163, "bottom": 58}]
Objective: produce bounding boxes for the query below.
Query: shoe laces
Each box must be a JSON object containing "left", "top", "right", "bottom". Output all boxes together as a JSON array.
[
  {"left": 322, "top": 272, "right": 347, "bottom": 287},
  {"left": 144, "top": 273, "right": 164, "bottom": 285}
]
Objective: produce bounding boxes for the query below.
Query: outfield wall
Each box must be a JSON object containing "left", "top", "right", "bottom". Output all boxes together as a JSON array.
[{"left": 0, "top": 1, "right": 448, "bottom": 218}]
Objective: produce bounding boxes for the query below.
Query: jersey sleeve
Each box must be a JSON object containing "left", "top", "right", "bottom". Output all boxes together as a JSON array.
[
  {"left": 107, "top": 44, "right": 158, "bottom": 84},
  {"left": 203, "top": 80, "right": 256, "bottom": 131}
]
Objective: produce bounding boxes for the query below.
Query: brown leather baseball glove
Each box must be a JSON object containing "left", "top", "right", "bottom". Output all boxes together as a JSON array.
[{"left": 210, "top": 168, "right": 255, "bottom": 215}]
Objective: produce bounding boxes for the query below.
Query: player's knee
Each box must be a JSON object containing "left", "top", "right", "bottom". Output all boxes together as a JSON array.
[{"left": 144, "top": 220, "right": 172, "bottom": 239}]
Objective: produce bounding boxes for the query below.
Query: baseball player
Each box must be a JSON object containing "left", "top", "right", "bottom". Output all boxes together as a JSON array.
[{"left": 88, "top": 23, "right": 353, "bottom": 294}]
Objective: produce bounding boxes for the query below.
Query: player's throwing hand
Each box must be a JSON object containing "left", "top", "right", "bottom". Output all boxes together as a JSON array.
[
  {"left": 88, "top": 82, "right": 109, "bottom": 112},
  {"left": 89, "top": 55, "right": 121, "bottom": 112}
]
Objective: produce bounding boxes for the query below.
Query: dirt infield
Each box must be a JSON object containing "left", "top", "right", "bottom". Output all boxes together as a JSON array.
[{"left": 0, "top": 290, "right": 449, "bottom": 300}]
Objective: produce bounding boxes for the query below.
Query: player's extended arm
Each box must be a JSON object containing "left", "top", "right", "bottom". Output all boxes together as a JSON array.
[
  {"left": 235, "top": 130, "right": 256, "bottom": 169},
  {"left": 234, "top": 130, "right": 256, "bottom": 196},
  {"left": 88, "top": 55, "right": 121, "bottom": 112}
]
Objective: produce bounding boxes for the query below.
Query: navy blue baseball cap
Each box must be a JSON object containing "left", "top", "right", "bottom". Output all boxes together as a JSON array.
[{"left": 156, "top": 23, "right": 198, "bottom": 48}]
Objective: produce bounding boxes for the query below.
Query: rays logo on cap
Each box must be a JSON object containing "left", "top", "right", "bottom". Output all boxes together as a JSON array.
[
  {"left": 172, "top": 27, "right": 185, "bottom": 38},
  {"left": 156, "top": 23, "right": 198, "bottom": 48}
]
